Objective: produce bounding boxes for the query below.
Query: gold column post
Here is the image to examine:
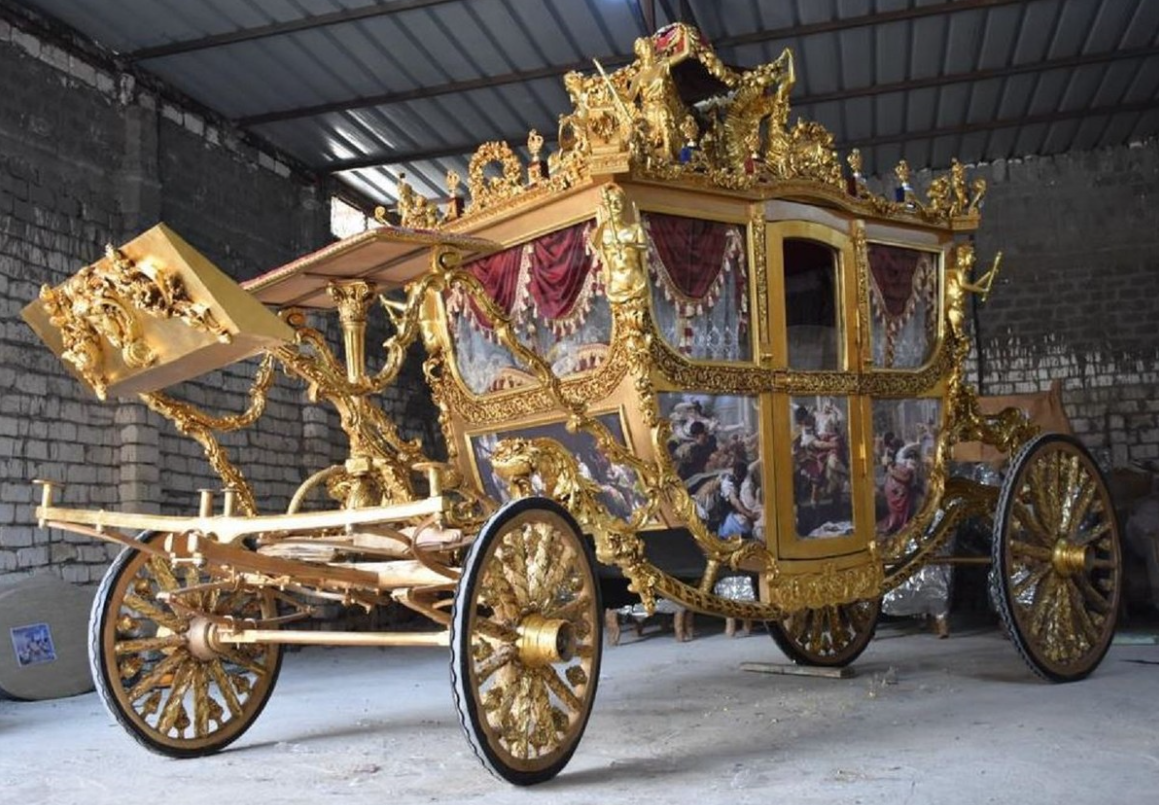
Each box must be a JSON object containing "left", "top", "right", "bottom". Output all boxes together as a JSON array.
[{"left": 328, "top": 280, "right": 377, "bottom": 385}]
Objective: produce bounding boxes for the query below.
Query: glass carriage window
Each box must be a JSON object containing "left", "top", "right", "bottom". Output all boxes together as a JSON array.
[
  {"left": 872, "top": 398, "right": 942, "bottom": 538},
  {"left": 867, "top": 244, "right": 938, "bottom": 369},
  {"left": 641, "top": 212, "right": 750, "bottom": 362},
  {"left": 471, "top": 413, "right": 644, "bottom": 520},
  {"left": 659, "top": 393, "right": 764, "bottom": 540},
  {"left": 445, "top": 221, "right": 610, "bottom": 395},
  {"left": 789, "top": 395, "right": 854, "bottom": 538},
  {"left": 783, "top": 239, "right": 841, "bottom": 370}
]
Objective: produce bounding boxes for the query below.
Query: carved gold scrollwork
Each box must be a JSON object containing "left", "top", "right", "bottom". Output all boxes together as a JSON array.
[
  {"left": 38, "top": 245, "right": 231, "bottom": 399},
  {"left": 466, "top": 142, "right": 526, "bottom": 215}
]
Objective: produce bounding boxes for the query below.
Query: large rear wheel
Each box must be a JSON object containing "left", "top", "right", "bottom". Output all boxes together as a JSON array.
[
  {"left": 451, "top": 498, "right": 602, "bottom": 785},
  {"left": 991, "top": 433, "right": 1121, "bottom": 682}
]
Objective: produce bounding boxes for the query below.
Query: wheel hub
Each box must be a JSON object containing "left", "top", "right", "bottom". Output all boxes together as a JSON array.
[
  {"left": 516, "top": 613, "right": 575, "bottom": 667},
  {"left": 186, "top": 616, "right": 223, "bottom": 661},
  {"left": 1051, "top": 540, "right": 1089, "bottom": 577}
]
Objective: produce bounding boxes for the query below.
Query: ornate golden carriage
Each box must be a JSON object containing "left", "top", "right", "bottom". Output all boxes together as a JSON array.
[{"left": 24, "top": 25, "right": 1121, "bottom": 785}]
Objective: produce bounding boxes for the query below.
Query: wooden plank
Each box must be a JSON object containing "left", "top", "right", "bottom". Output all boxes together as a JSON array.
[{"left": 739, "top": 661, "right": 856, "bottom": 679}]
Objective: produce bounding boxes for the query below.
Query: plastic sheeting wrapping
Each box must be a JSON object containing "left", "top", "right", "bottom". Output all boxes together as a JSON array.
[
  {"left": 883, "top": 562, "right": 953, "bottom": 618},
  {"left": 883, "top": 463, "right": 1001, "bottom": 619},
  {"left": 713, "top": 575, "right": 757, "bottom": 601}
]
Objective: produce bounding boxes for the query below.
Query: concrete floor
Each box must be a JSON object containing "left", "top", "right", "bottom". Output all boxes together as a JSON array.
[{"left": 1, "top": 620, "right": 1157, "bottom": 805}]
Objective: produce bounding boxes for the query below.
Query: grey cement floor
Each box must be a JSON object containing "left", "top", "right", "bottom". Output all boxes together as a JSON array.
[{"left": 2, "top": 620, "right": 1157, "bottom": 805}]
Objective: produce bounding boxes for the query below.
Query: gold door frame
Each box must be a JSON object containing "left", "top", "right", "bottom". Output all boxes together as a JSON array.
[{"left": 765, "top": 219, "right": 872, "bottom": 562}]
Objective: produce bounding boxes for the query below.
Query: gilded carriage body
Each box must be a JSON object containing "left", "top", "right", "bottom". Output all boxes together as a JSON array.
[{"left": 23, "top": 24, "right": 1121, "bottom": 785}]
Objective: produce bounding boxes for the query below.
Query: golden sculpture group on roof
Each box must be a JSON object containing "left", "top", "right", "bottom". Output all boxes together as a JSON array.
[{"left": 385, "top": 23, "right": 985, "bottom": 229}]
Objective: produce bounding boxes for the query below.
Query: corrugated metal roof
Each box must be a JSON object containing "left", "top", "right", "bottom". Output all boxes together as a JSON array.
[{"left": 13, "top": 0, "right": 1159, "bottom": 207}]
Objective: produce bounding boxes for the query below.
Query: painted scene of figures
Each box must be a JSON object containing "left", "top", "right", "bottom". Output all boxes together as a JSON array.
[
  {"left": 791, "top": 396, "right": 855, "bottom": 538},
  {"left": 873, "top": 398, "right": 942, "bottom": 537},
  {"left": 660, "top": 393, "right": 764, "bottom": 541},
  {"left": 470, "top": 413, "right": 645, "bottom": 521}
]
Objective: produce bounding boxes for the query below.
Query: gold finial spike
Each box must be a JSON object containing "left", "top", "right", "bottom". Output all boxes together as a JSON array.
[
  {"left": 527, "top": 129, "right": 544, "bottom": 162},
  {"left": 527, "top": 129, "right": 546, "bottom": 184},
  {"left": 847, "top": 148, "right": 863, "bottom": 176}
]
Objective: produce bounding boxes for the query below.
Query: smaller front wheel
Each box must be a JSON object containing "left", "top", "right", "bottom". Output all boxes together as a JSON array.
[
  {"left": 89, "top": 532, "right": 283, "bottom": 757},
  {"left": 767, "top": 598, "right": 881, "bottom": 667},
  {"left": 450, "top": 498, "right": 602, "bottom": 785}
]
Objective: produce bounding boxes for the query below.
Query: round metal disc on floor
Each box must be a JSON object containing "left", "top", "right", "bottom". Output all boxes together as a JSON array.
[{"left": 0, "top": 573, "right": 96, "bottom": 700}]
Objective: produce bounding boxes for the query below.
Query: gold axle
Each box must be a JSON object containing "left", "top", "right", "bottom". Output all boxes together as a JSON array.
[{"left": 214, "top": 628, "right": 450, "bottom": 648}]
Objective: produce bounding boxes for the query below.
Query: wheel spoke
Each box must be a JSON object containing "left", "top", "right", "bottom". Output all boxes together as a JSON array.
[
  {"left": 113, "top": 635, "right": 186, "bottom": 654},
  {"left": 1009, "top": 541, "right": 1053, "bottom": 563},
  {"left": 126, "top": 649, "right": 188, "bottom": 703},
  {"left": 1065, "top": 579, "right": 1103, "bottom": 645},
  {"left": 1011, "top": 500, "right": 1052, "bottom": 546},
  {"left": 193, "top": 665, "right": 211, "bottom": 739},
  {"left": 1063, "top": 474, "right": 1097, "bottom": 540},
  {"left": 157, "top": 661, "right": 195, "bottom": 734},
  {"left": 1010, "top": 564, "right": 1050, "bottom": 599},
  {"left": 1075, "top": 519, "right": 1112, "bottom": 547},
  {"left": 207, "top": 659, "right": 244, "bottom": 719},
  {"left": 1075, "top": 574, "right": 1112, "bottom": 614},
  {"left": 148, "top": 556, "right": 181, "bottom": 593},
  {"left": 473, "top": 644, "right": 517, "bottom": 684},
  {"left": 536, "top": 664, "right": 583, "bottom": 713},
  {"left": 121, "top": 594, "right": 187, "bottom": 633}
]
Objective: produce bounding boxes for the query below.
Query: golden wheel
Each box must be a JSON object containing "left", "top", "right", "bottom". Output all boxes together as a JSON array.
[
  {"left": 991, "top": 433, "right": 1122, "bottom": 682},
  {"left": 767, "top": 598, "right": 880, "bottom": 667},
  {"left": 89, "top": 532, "right": 282, "bottom": 757},
  {"left": 450, "top": 498, "right": 602, "bottom": 785}
]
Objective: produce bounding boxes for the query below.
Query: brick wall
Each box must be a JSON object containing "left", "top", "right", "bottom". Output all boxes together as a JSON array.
[
  {"left": 0, "top": 15, "right": 351, "bottom": 583},
  {"left": 963, "top": 140, "right": 1159, "bottom": 468}
]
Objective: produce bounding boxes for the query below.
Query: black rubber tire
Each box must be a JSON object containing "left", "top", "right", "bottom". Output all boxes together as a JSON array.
[
  {"left": 89, "top": 531, "right": 283, "bottom": 757},
  {"left": 767, "top": 598, "right": 881, "bottom": 667},
  {"left": 450, "top": 497, "right": 603, "bottom": 785},
  {"left": 990, "top": 433, "right": 1122, "bottom": 682}
]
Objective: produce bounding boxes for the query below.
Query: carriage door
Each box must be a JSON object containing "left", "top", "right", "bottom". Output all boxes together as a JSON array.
[{"left": 764, "top": 216, "right": 874, "bottom": 562}]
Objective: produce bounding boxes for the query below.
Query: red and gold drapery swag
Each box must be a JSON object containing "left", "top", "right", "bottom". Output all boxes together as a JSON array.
[
  {"left": 447, "top": 213, "right": 746, "bottom": 358},
  {"left": 643, "top": 212, "right": 746, "bottom": 356},
  {"left": 447, "top": 221, "right": 603, "bottom": 342}
]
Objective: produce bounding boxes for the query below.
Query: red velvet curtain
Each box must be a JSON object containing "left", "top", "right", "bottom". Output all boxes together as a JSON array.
[
  {"left": 644, "top": 212, "right": 732, "bottom": 298},
  {"left": 463, "top": 242, "right": 525, "bottom": 325},
  {"left": 459, "top": 222, "right": 594, "bottom": 326},
  {"left": 868, "top": 244, "right": 922, "bottom": 316},
  {"left": 528, "top": 225, "right": 593, "bottom": 319}
]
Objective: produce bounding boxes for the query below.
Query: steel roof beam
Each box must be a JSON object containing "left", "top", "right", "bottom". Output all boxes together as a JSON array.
[
  {"left": 720, "top": 0, "right": 1025, "bottom": 48},
  {"left": 126, "top": 0, "right": 460, "bottom": 62},
  {"left": 798, "top": 44, "right": 1159, "bottom": 107},
  {"left": 325, "top": 97, "right": 1159, "bottom": 172},
  {"left": 842, "top": 99, "right": 1159, "bottom": 151},
  {"left": 234, "top": 0, "right": 1027, "bottom": 126}
]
